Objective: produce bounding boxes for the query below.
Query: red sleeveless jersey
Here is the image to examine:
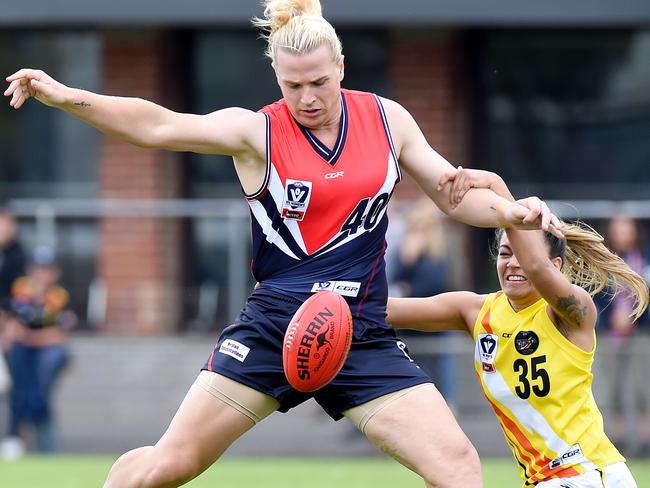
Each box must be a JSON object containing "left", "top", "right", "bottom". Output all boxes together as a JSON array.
[{"left": 248, "top": 89, "right": 400, "bottom": 322}]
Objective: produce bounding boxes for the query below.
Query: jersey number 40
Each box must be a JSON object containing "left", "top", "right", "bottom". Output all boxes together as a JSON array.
[{"left": 340, "top": 192, "right": 390, "bottom": 237}]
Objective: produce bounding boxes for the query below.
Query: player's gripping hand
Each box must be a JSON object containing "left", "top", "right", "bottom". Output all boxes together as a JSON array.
[
  {"left": 438, "top": 166, "right": 513, "bottom": 209},
  {"left": 5, "top": 69, "right": 69, "bottom": 109},
  {"left": 497, "top": 197, "right": 564, "bottom": 238}
]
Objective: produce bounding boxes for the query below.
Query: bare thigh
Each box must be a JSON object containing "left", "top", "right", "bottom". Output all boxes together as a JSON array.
[
  {"left": 154, "top": 372, "right": 277, "bottom": 466},
  {"left": 104, "top": 372, "right": 279, "bottom": 488},
  {"left": 350, "top": 383, "right": 482, "bottom": 488}
]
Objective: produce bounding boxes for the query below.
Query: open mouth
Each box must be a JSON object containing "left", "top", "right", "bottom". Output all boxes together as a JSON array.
[{"left": 506, "top": 275, "right": 527, "bottom": 282}]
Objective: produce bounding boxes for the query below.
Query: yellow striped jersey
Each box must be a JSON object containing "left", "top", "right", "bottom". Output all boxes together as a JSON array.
[{"left": 473, "top": 292, "right": 624, "bottom": 486}]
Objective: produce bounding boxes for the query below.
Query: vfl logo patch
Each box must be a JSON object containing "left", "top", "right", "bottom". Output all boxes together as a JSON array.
[
  {"left": 477, "top": 333, "right": 498, "bottom": 373},
  {"left": 218, "top": 339, "right": 251, "bottom": 362},
  {"left": 282, "top": 179, "right": 312, "bottom": 221},
  {"left": 311, "top": 280, "right": 361, "bottom": 297},
  {"left": 396, "top": 340, "right": 415, "bottom": 363},
  {"left": 514, "top": 330, "right": 539, "bottom": 355},
  {"left": 548, "top": 444, "right": 585, "bottom": 470}
]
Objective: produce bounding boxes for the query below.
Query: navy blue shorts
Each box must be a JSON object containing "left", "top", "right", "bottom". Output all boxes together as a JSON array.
[{"left": 203, "top": 288, "right": 432, "bottom": 420}]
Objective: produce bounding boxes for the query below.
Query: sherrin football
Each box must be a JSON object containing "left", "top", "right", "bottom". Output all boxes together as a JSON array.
[{"left": 283, "top": 291, "right": 353, "bottom": 393}]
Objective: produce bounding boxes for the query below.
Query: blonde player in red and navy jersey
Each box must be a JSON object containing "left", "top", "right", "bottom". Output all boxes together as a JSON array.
[
  {"left": 6, "top": 1, "right": 563, "bottom": 487},
  {"left": 388, "top": 171, "right": 649, "bottom": 487}
]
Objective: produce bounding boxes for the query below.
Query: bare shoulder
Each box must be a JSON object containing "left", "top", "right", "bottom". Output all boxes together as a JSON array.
[
  {"left": 376, "top": 97, "right": 414, "bottom": 127},
  {"left": 457, "top": 292, "right": 489, "bottom": 333},
  {"left": 375, "top": 97, "right": 417, "bottom": 150},
  {"left": 204, "top": 107, "right": 267, "bottom": 154}
]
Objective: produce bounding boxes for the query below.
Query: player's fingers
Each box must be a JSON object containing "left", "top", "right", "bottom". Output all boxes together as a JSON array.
[
  {"left": 5, "top": 68, "right": 37, "bottom": 82},
  {"left": 437, "top": 168, "right": 459, "bottom": 191},
  {"left": 539, "top": 201, "right": 552, "bottom": 231},
  {"left": 548, "top": 213, "right": 564, "bottom": 238},
  {"left": 452, "top": 177, "right": 470, "bottom": 206},
  {"left": 521, "top": 197, "right": 542, "bottom": 225},
  {"left": 9, "top": 88, "right": 23, "bottom": 108},
  {"left": 29, "top": 79, "right": 41, "bottom": 97},
  {"left": 550, "top": 213, "right": 562, "bottom": 232},
  {"left": 3, "top": 79, "right": 20, "bottom": 97}
]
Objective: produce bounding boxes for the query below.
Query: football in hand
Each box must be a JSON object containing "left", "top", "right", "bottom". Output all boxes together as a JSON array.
[{"left": 283, "top": 291, "right": 353, "bottom": 393}]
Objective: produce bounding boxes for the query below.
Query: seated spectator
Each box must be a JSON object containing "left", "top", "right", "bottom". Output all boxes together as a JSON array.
[{"left": 0, "top": 246, "right": 75, "bottom": 458}]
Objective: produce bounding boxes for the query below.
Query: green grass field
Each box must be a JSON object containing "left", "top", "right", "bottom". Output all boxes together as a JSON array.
[{"left": 1, "top": 456, "right": 649, "bottom": 487}]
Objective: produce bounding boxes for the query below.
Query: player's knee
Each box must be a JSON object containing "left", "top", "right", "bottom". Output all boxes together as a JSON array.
[
  {"left": 142, "top": 451, "right": 201, "bottom": 488},
  {"left": 420, "top": 439, "right": 481, "bottom": 488}
]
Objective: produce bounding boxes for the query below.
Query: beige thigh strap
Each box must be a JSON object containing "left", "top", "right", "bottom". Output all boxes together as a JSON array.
[
  {"left": 195, "top": 370, "right": 279, "bottom": 424},
  {"left": 343, "top": 383, "right": 432, "bottom": 434}
]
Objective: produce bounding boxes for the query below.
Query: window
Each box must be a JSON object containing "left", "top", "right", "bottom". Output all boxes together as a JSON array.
[
  {"left": 473, "top": 29, "right": 650, "bottom": 199},
  {"left": 0, "top": 32, "right": 101, "bottom": 198}
]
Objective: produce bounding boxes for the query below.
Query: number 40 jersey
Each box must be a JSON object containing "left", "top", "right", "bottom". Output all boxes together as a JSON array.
[
  {"left": 249, "top": 89, "right": 400, "bottom": 323},
  {"left": 474, "top": 291, "right": 624, "bottom": 486}
]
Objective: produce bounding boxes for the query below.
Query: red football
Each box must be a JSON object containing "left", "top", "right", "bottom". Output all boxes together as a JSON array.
[{"left": 283, "top": 291, "right": 353, "bottom": 393}]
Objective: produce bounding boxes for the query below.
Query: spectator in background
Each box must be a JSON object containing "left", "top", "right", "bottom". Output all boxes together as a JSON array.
[
  {"left": 0, "top": 206, "right": 26, "bottom": 448},
  {"left": 597, "top": 216, "right": 650, "bottom": 456},
  {"left": 0, "top": 206, "right": 27, "bottom": 308},
  {"left": 0, "top": 246, "right": 75, "bottom": 459},
  {"left": 391, "top": 198, "right": 457, "bottom": 409}
]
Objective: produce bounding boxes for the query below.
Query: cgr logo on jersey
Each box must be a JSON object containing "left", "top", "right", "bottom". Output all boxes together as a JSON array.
[
  {"left": 477, "top": 333, "right": 498, "bottom": 373},
  {"left": 514, "top": 330, "right": 539, "bottom": 355},
  {"left": 311, "top": 280, "right": 361, "bottom": 297},
  {"left": 548, "top": 444, "right": 585, "bottom": 470},
  {"left": 282, "top": 179, "right": 313, "bottom": 221}
]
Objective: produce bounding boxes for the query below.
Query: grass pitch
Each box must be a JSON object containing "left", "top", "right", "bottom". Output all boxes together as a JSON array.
[{"left": 1, "top": 456, "right": 649, "bottom": 487}]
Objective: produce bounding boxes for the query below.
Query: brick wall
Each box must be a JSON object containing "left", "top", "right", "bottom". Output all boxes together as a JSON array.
[
  {"left": 99, "top": 31, "right": 183, "bottom": 334},
  {"left": 390, "top": 29, "right": 470, "bottom": 200}
]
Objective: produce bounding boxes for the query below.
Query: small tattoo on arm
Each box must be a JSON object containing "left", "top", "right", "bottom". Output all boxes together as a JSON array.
[
  {"left": 555, "top": 295, "right": 587, "bottom": 327},
  {"left": 74, "top": 101, "right": 91, "bottom": 108}
]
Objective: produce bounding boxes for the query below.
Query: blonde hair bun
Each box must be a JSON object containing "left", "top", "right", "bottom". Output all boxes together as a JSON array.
[
  {"left": 253, "top": 0, "right": 342, "bottom": 63},
  {"left": 260, "top": 0, "right": 322, "bottom": 35}
]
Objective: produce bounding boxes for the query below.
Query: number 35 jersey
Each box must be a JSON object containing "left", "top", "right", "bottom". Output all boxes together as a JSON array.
[
  {"left": 249, "top": 89, "right": 400, "bottom": 323},
  {"left": 473, "top": 292, "right": 623, "bottom": 486}
]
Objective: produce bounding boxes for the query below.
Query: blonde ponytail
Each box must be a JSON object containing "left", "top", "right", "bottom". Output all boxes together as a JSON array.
[
  {"left": 560, "top": 222, "right": 649, "bottom": 321},
  {"left": 252, "top": 0, "right": 342, "bottom": 63}
]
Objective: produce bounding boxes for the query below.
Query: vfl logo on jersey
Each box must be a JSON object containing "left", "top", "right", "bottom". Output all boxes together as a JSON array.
[
  {"left": 477, "top": 333, "right": 498, "bottom": 373},
  {"left": 514, "top": 330, "right": 539, "bottom": 355},
  {"left": 548, "top": 444, "right": 585, "bottom": 470},
  {"left": 396, "top": 340, "right": 415, "bottom": 363},
  {"left": 282, "top": 179, "right": 312, "bottom": 221},
  {"left": 311, "top": 281, "right": 361, "bottom": 297}
]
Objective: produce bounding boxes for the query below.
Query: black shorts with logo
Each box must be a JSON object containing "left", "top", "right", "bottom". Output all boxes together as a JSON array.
[{"left": 203, "top": 287, "right": 431, "bottom": 420}]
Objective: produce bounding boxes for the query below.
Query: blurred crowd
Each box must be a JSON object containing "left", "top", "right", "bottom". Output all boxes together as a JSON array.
[
  {"left": 595, "top": 216, "right": 650, "bottom": 456},
  {"left": 0, "top": 206, "right": 74, "bottom": 459}
]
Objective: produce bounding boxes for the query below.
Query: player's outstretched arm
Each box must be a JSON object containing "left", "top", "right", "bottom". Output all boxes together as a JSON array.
[
  {"left": 382, "top": 98, "right": 560, "bottom": 234},
  {"left": 4, "top": 68, "right": 264, "bottom": 156},
  {"left": 387, "top": 292, "right": 484, "bottom": 336}
]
